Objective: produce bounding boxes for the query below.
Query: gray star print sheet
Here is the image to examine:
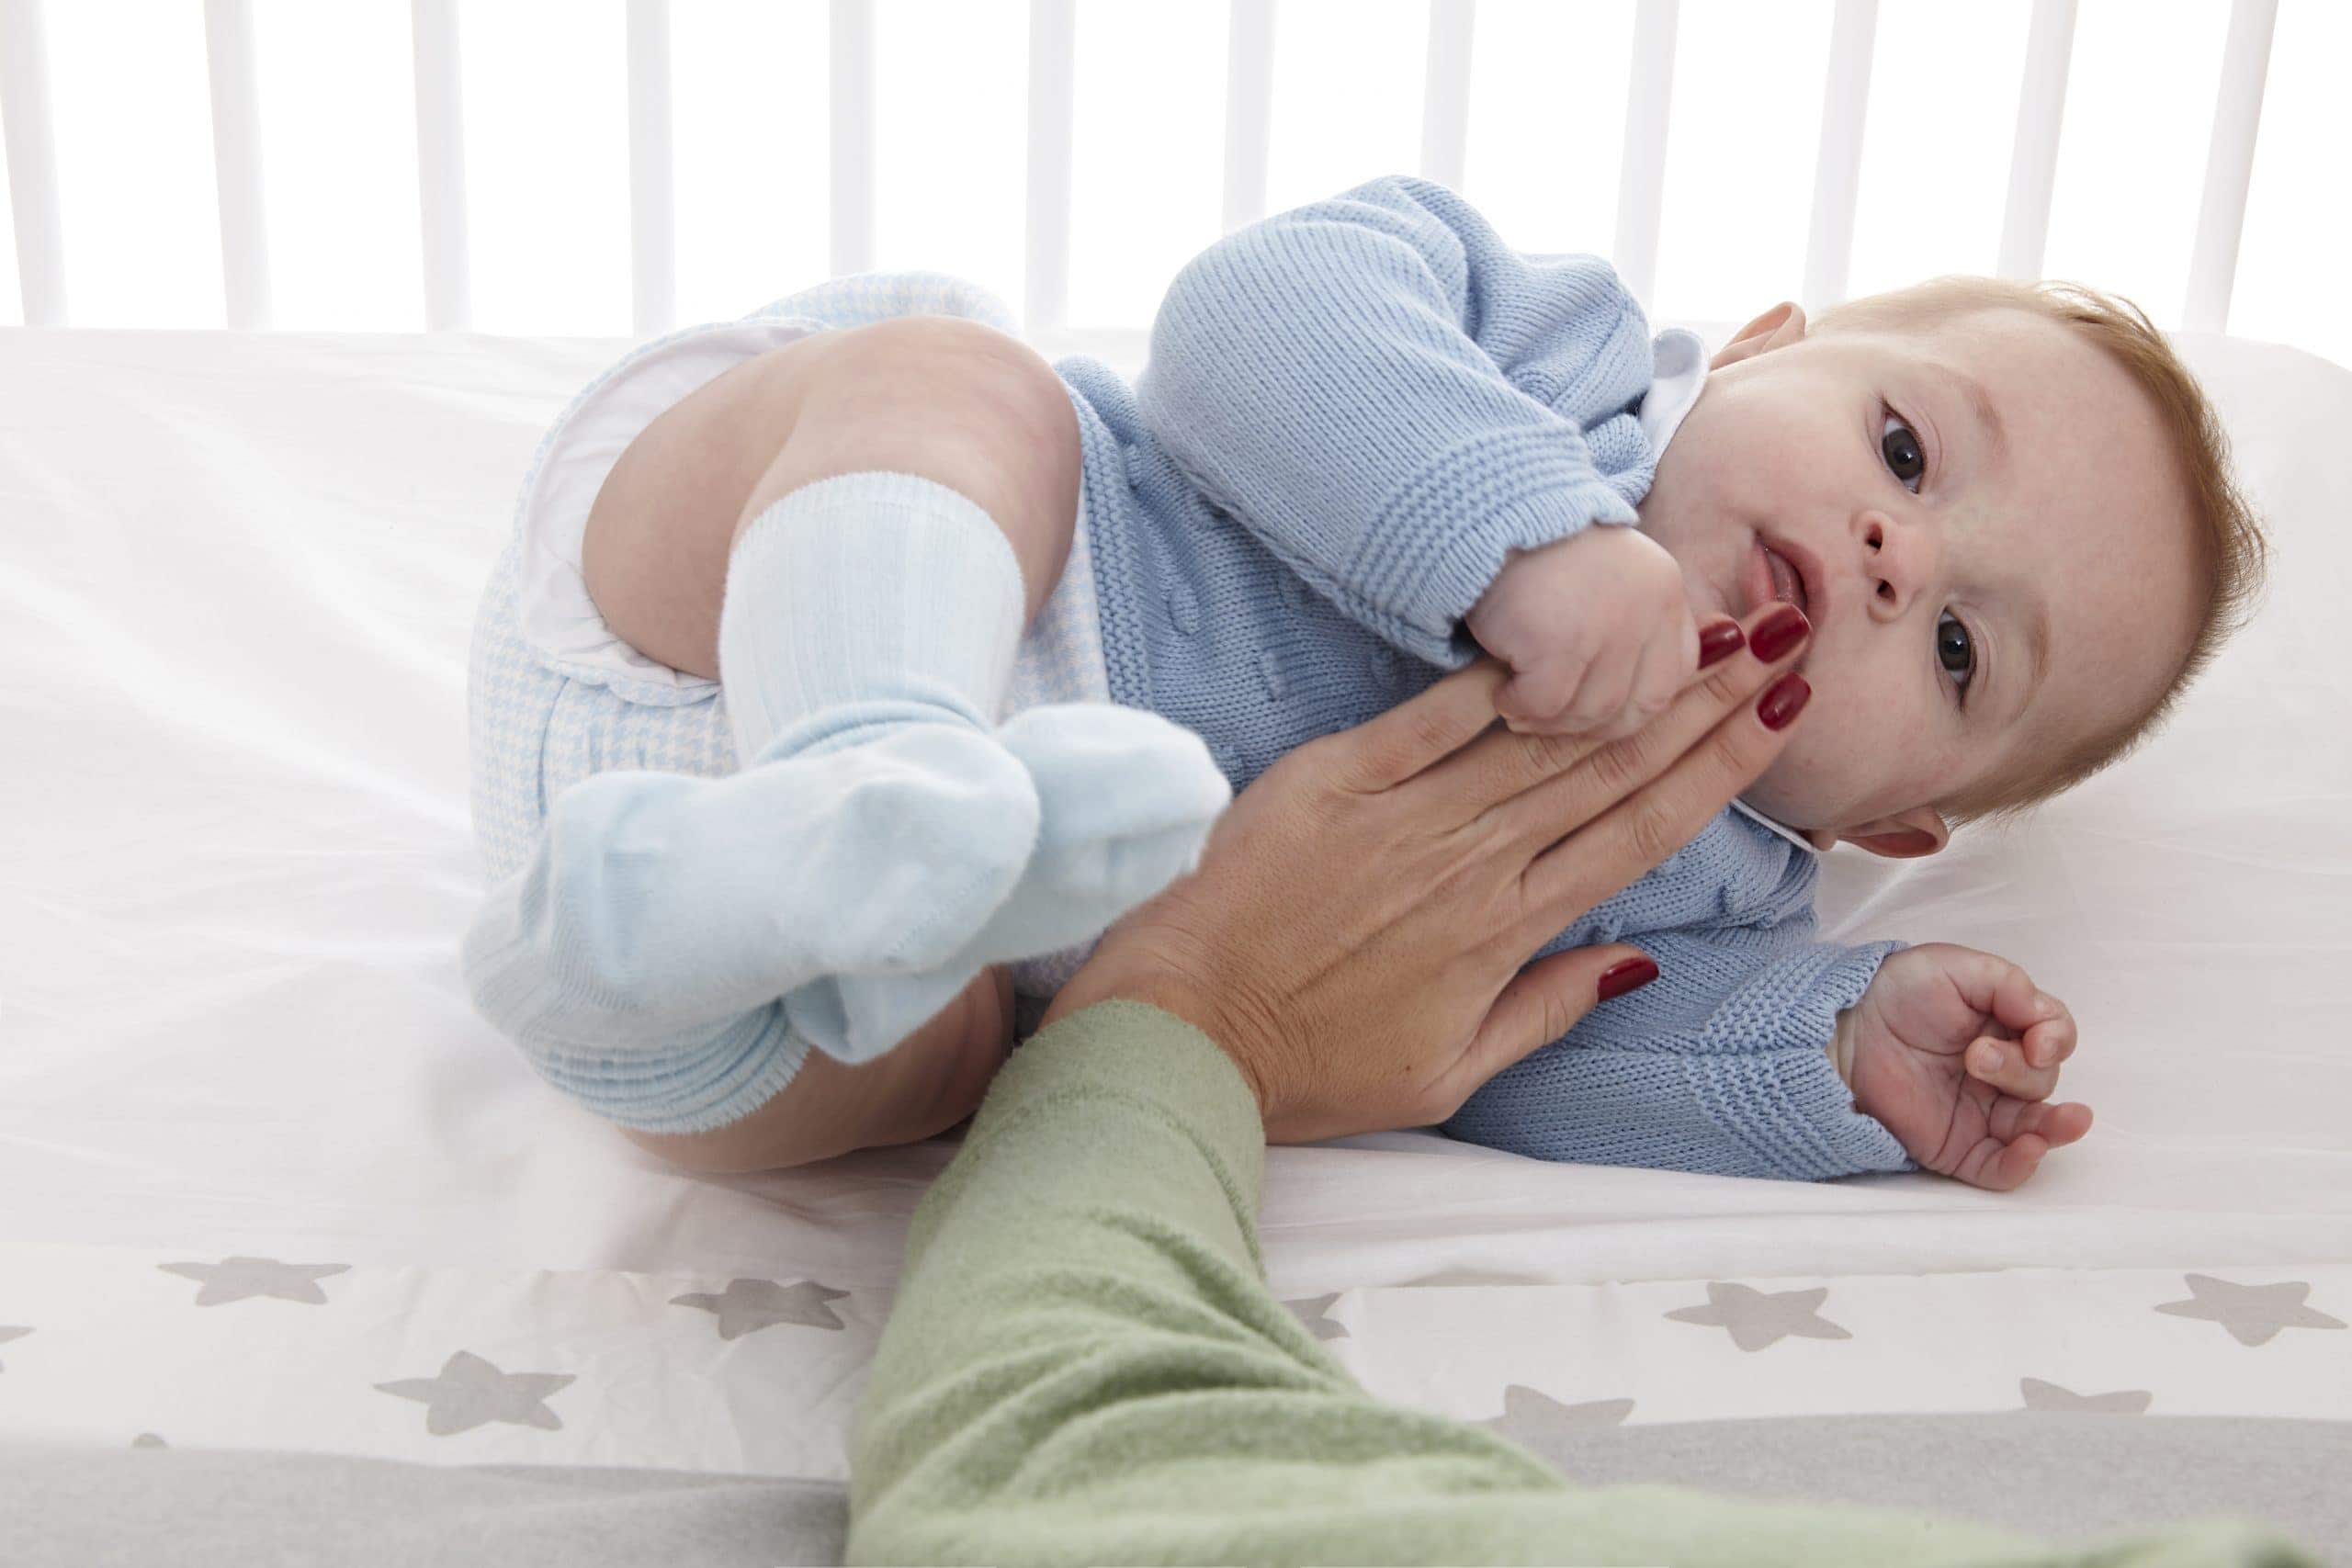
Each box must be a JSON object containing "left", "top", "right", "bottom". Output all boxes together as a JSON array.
[{"left": 3, "top": 323, "right": 2347, "bottom": 1562}]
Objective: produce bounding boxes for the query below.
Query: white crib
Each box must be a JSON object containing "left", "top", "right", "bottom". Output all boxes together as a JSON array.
[
  {"left": 1, "top": 4, "right": 2346, "bottom": 1563},
  {"left": 0, "top": 0, "right": 2300, "bottom": 347}
]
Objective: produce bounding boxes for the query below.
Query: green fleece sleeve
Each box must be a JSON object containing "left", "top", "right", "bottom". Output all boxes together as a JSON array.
[{"left": 845, "top": 1000, "right": 2312, "bottom": 1567}]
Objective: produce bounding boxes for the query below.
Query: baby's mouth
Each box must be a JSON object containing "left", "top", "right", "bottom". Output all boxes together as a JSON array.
[
  {"left": 1764, "top": 544, "right": 1806, "bottom": 611},
  {"left": 1747, "top": 536, "right": 1812, "bottom": 619}
]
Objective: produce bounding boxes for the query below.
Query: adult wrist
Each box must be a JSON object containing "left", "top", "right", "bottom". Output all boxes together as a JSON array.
[{"left": 1042, "top": 958, "right": 1283, "bottom": 1127}]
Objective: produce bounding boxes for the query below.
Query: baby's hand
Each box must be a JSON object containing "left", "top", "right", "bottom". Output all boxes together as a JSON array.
[
  {"left": 1838, "top": 944, "right": 2093, "bottom": 1190},
  {"left": 1465, "top": 525, "right": 1697, "bottom": 739}
]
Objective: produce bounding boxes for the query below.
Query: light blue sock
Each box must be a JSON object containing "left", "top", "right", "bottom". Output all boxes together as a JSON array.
[
  {"left": 722, "top": 472, "right": 1229, "bottom": 1063},
  {"left": 717, "top": 470, "right": 1029, "bottom": 766},
  {"left": 465, "top": 470, "right": 1232, "bottom": 1103}
]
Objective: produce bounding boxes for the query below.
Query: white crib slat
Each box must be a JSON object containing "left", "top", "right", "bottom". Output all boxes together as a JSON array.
[
  {"left": 830, "top": 0, "right": 874, "bottom": 276},
  {"left": 1222, "top": 0, "right": 1274, "bottom": 234},
  {"left": 0, "top": 0, "right": 63, "bottom": 326},
  {"left": 0, "top": 0, "right": 65, "bottom": 326},
  {"left": 628, "top": 0, "right": 674, "bottom": 337},
  {"left": 1419, "top": 0, "right": 1474, "bottom": 192},
  {"left": 2181, "top": 0, "right": 2276, "bottom": 335},
  {"left": 1802, "top": 0, "right": 1876, "bottom": 313},
  {"left": 204, "top": 0, "right": 271, "bottom": 330},
  {"left": 411, "top": 0, "right": 469, "bottom": 332},
  {"left": 1613, "top": 0, "right": 1678, "bottom": 310},
  {"left": 1025, "top": 0, "right": 1076, "bottom": 333},
  {"left": 1997, "top": 0, "right": 2075, "bottom": 280}
]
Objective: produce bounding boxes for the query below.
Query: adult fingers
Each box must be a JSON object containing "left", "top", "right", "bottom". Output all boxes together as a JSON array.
[
  {"left": 1490, "top": 606, "right": 1806, "bottom": 863},
  {"left": 1414, "top": 603, "right": 1806, "bottom": 837},
  {"left": 1517, "top": 657, "right": 1810, "bottom": 937},
  {"left": 1453, "top": 943, "right": 1659, "bottom": 1108},
  {"left": 1326, "top": 658, "right": 1512, "bottom": 795}
]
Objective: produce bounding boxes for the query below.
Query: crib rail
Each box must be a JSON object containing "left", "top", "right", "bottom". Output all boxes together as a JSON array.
[{"left": 0, "top": 0, "right": 2283, "bottom": 337}]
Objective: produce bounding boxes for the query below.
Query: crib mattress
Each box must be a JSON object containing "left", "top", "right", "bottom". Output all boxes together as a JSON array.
[{"left": 1, "top": 321, "right": 2346, "bottom": 1555}]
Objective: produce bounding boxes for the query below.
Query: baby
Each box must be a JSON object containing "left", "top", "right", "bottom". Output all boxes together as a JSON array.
[{"left": 460, "top": 174, "right": 2264, "bottom": 1187}]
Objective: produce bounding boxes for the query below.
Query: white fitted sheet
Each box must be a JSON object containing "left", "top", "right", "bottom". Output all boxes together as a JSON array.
[{"left": 0, "top": 322, "right": 2346, "bottom": 1481}]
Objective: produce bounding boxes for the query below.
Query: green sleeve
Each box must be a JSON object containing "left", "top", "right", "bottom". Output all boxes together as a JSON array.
[{"left": 846, "top": 1000, "right": 2311, "bottom": 1568}]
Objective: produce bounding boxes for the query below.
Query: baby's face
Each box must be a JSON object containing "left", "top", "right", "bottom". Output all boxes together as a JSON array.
[{"left": 1636, "top": 304, "right": 2201, "bottom": 852}]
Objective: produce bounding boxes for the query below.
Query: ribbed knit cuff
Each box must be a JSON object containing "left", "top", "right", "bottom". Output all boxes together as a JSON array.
[
  {"left": 524, "top": 1007, "right": 814, "bottom": 1134},
  {"left": 1709, "top": 938, "right": 1915, "bottom": 1179},
  {"left": 716, "top": 470, "right": 1027, "bottom": 762},
  {"left": 1696, "top": 1049, "right": 1916, "bottom": 1181},
  {"left": 1345, "top": 425, "right": 1640, "bottom": 669},
  {"left": 987, "top": 999, "right": 1267, "bottom": 1222}
]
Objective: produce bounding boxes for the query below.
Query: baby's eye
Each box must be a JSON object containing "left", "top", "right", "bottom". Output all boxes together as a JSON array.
[
  {"left": 1937, "top": 609, "right": 1976, "bottom": 697},
  {"left": 1882, "top": 412, "right": 1925, "bottom": 493}
]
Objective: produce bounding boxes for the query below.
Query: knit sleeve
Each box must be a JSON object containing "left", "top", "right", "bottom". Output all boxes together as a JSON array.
[
  {"left": 1133, "top": 173, "right": 1657, "bottom": 668},
  {"left": 1443, "top": 921, "right": 1917, "bottom": 1182}
]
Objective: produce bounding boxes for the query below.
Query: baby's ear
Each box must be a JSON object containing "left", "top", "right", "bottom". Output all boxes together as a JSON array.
[
  {"left": 1710, "top": 301, "right": 1808, "bottom": 370},
  {"left": 1833, "top": 806, "right": 1951, "bottom": 859}
]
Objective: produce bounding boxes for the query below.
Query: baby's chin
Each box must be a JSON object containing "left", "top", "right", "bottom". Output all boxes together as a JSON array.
[{"left": 1736, "top": 752, "right": 1845, "bottom": 837}]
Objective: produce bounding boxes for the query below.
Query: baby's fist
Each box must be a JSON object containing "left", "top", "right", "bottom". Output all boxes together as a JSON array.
[
  {"left": 1466, "top": 525, "right": 1696, "bottom": 740},
  {"left": 1838, "top": 943, "right": 2093, "bottom": 1190}
]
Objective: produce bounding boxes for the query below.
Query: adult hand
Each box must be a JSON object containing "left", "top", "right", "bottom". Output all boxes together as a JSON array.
[{"left": 1042, "top": 603, "right": 1814, "bottom": 1144}]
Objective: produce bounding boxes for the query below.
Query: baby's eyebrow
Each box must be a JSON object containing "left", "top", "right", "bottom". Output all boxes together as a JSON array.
[
  {"left": 1950, "top": 367, "right": 2008, "bottom": 468},
  {"left": 2017, "top": 590, "right": 2050, "bottom": 718}
]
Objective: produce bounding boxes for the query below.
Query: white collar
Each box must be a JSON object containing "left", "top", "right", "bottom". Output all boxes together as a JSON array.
[
  {"left": 1635, "top": 326, "right": 1709, "bottom": 458},
  {"left": 1637, "top": 333, "right": 1819, "bottom": 856},
  {"left": 1730, "top": 798, "right": 1824, "bottom": 854}
]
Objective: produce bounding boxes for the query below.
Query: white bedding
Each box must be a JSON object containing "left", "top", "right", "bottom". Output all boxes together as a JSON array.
[{"left": 2, "top": 321, "right": 2346, "bottom": 1483}]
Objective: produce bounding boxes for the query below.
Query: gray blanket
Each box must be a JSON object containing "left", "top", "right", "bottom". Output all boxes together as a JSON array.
[{"left": 9, "top": 1413, "right": 2340, "bottom": 1565}]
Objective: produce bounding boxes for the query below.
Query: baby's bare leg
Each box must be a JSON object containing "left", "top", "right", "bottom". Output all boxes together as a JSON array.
[
  {"left": 542, "top": 315, "right": 1219, "bottom": 1175},
  {"left": 623, "top": 968, "right": 1014, "bottom": 1174},
  {"left": 554, "top": 319, "right": 1074, "bottom": 1175},
  {"left": 582, "top": 314, "right": 1080, "bottom": 684}
]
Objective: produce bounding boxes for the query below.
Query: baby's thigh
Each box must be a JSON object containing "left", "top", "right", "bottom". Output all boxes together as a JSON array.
[
  {"left": 582, "top": 316, "right": 1082, "bottom": 683},
  {"left": 579, "top": 329, "right": 848, "bottom": 681}
]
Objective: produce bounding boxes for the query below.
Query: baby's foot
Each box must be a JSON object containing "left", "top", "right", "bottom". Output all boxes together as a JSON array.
[
  {"left": 784, "top": 705, "right": 1230, "bottom": 1064},
  {"left": 477, "top": 720, "right": 1041, "bottom": 1046},
  {"left": 967, "top": 703, "right": 1233, "bottom": 956}
]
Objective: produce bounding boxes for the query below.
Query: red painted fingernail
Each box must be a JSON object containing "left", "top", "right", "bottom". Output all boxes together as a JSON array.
[
  {"left": 1597, "top": 956, "right": 1660, "bottom": 1001},
  {"left": 1758, "top": 672, "right": 1811, "bottom": 730},
  {"left": 1750, "top": 604, "right": 1811, "bottom": 663},
  {"left": 1696, "top": 619, "right": 1745, "bottom": 668}
]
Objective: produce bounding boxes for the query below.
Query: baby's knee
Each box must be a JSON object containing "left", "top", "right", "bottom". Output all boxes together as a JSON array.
[{"left": 755, "top": 317, "right": 1081, "bottom": 619}]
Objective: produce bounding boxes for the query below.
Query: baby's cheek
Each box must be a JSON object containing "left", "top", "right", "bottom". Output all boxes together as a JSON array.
[{"left": 1747, "top": 675, "right": 1913, "bottom": 826}]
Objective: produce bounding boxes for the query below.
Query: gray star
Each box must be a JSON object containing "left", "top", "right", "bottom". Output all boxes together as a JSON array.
[
  {"left": 130, "top": 1433, "right": 168, "bottom": 1449},
  {"left": 0, "top": 1325, "right": 29, "bottom": 1371},
  {"left": 1283, "top": 1293, "right": 1350, "bottom": 1341},
  {"left": 375, "top": 1350, "right": 574, "bottom": 1437},
  {"left": 1666, "top": 1282, "right": 1852, "bottom": 1351},
  {"left": 2154, "top": 1274, "right": 2346, "bottom": 1348},
  {"left": 1479, "top": 1384, "right": 1634, "bottom": 1450},
  {"left": 2019, "top": 1377, "right": 2151, "bottom": 1415},
  {"left": 158, "top": 1257, "right": 348, "bottom": 1306},
  {"left": 670, "top": 1279, "right": 847, "bottom": 1339}
]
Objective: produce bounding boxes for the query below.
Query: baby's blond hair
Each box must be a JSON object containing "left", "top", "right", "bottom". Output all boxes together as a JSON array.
[{"left": 1812, "top": 276, "right": 2269, "bottom": 825}]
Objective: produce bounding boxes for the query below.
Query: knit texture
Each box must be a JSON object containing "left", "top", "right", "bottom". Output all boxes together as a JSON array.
[
  {"left": 716, "top": 470, "right": 1027, "bottom": 763},
  {"left": 1045, "top": 173, "right": 1912, "bottom": 1180},
  {"left": 847, "top": 1000, "right": 2307, "bottom": 1566}
]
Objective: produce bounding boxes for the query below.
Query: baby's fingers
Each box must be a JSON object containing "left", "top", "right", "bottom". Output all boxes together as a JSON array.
[
  {"left": 1955, "top": 1100, "right": 2094, "bottom": 1191},
  {"left": 2020, "top": 1010, "right": 2075, "bottom": 1070},
  {"left": 1965, "top": 1035, "right": 2058, "bottom": 1100}
]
